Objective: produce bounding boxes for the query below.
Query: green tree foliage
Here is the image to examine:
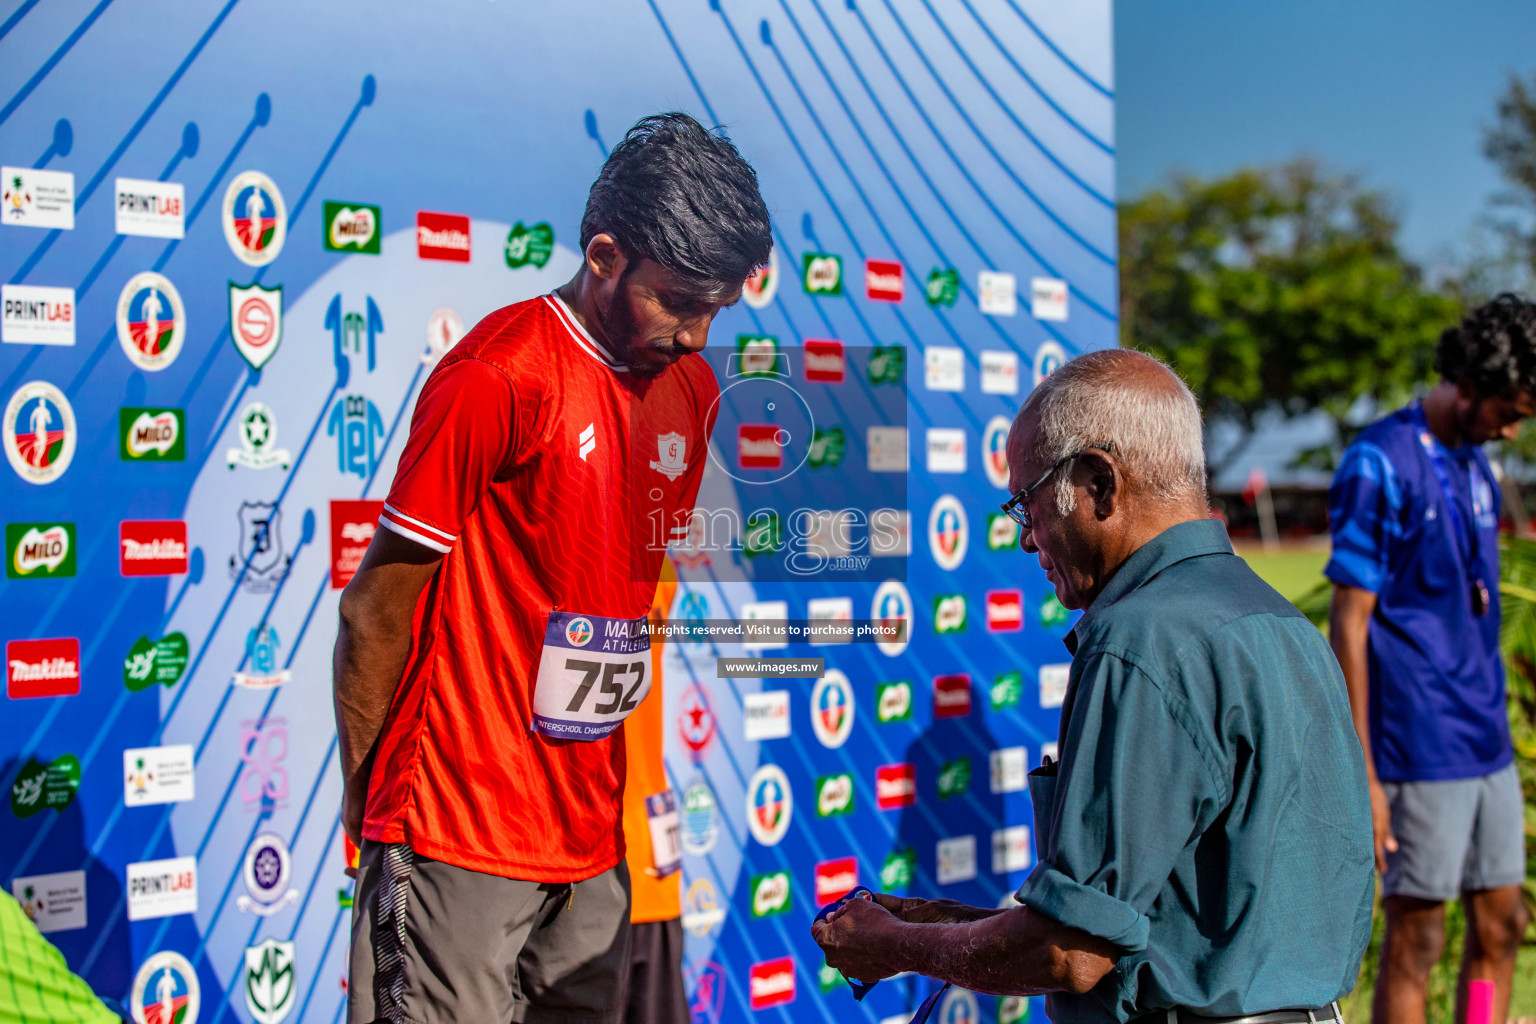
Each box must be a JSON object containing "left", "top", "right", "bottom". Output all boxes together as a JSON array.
[
  {"left": 1485, "top": 71, "right": 1536, "bottom": 280},
  {"left": 1119, "top": 161, "right": 1461, "bottom": 474}
]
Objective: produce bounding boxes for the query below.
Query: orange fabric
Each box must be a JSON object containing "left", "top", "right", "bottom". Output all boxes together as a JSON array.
[{"left": 624, "top": 564, "right": 681, "bottom": 923}]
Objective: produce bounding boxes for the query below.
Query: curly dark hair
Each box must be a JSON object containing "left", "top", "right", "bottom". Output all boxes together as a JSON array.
[
  {"left": 1434, "top": 292, "right": 1536, "bottom": 398},
  {"left": 580, "top": 112, "right": 772, "bottom": 297}
]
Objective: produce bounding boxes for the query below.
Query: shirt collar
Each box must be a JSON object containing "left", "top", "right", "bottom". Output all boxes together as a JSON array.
[{"left": 1065, "top": 518, "right": 1234, "bottom": 655}]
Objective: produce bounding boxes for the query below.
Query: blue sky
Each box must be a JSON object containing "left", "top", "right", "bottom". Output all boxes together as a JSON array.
[{"left": 1114, "top": 0, "right": 1536, "bottom": 268}]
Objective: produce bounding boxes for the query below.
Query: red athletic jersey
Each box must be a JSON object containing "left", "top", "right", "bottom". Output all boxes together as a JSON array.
[{"left": 366, "top": 294, "right": 717, "bottom": 881}]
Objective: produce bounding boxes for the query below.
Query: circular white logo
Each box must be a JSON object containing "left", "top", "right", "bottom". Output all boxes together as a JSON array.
[
  {"left": 565, "top": 617, "right": 594, "bottom": 647},
  {"left": 810, "top": 670, "right": 855, "bottom": 749},
  {"left": 938, "top": 986, "right": 980, "bottom": 1024},
  {"left": 424, "top": 307, "right": 465, "bottom": 365},
  {"left": 116, "top": 272, "right": 185, "bottom": 372},
  {"left": 981, "top": 415, "right": 1011, "bottom": 490},
  {"left": 745, "top": 763, "right": 793, "bottom": 846},
  {"left": 5, "top": 380, "right": 76, "bottom": 485},
  {"left": 928, "top": 495, "right": 968, "bottom": 571},
  {"left": 1033, "top": 340, "right": 1068, "bottom": 386},
  {"left": 131, "top": 950, "right": 200, "bottom": 1024},
  {"left": 222, "top": 169, "right": 287, "bottom": 266},
  {"left": 242, "top": 832, "right": 293, "bottom": 908},
  {"left": 870, "top": 580, "right": 913, "bottom": 657},
  {"left": 742, "top": 245, "right": 779, "bottom": 309}
]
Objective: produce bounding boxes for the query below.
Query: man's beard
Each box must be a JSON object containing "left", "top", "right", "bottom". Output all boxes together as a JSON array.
[{"left": 597, "top": 269, "right": 687, "bottom": 378}]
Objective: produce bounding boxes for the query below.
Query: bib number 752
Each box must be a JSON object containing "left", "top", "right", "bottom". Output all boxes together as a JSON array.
[{"left": 562, "top": 659, "right": 646, "bottom": 715}]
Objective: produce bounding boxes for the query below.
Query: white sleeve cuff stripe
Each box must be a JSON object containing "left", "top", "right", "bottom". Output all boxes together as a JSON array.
[
  {"left": 382, "top": 503, "right": 456, "bottom": 543},
  {"left": 378, "top": 516, "right": 453, "bottom": 554}
]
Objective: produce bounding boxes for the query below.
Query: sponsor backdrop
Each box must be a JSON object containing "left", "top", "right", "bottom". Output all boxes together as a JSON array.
[{"left": 0, "top": 3, "right": 1114, "bottom": 1023}]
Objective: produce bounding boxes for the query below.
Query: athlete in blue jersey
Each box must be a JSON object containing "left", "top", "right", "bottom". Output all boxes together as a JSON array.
[{"left": 1327, "top": 294, "right": 1536, "bottom": 1024}]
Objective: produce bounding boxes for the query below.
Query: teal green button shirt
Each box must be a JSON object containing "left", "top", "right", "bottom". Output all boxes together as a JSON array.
[{"left": 1015, "top": 519, "right": 1374, "bottom": 1023}]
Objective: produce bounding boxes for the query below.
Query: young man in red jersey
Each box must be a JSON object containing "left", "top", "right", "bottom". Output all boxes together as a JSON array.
[{"left": 333, "top": 112, "right": 771, "bottom": 1024}]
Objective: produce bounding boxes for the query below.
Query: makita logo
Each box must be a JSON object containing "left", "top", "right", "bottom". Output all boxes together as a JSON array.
[
  {"left": 417, "top": 211, "right": 471, "bottom": 262},
  {"left": 417, "top": 225, "right": 469, "bottom": 250},
  {"left": 865, "top": 259, "right": 904, "bottom": 302},
  {"left": 7, "top": 638, "right": 80, "bottom": 698},
  {"left": 933, "top": 674, "right": 972, "bottom": 718},
  {"left": 803, "top": 339, "right": 846, "bottom": 382},
  {"left": 815, "top": 857, "right": 858, "bottom": 904},
  {"left": 748, "top": 958, "right": 796, "bottom": 1010},
  {"left": 119, "top": 521, "right": 189, "bottom": 576},
  {"left": 738, "top": 425, "right": 783, "bottom": 470},
  {"left": 875, "top": 763, "right": 917, "bottom": 809},
  {"left": 986, "top": 590, "right": 1023, "bottom": 632}
]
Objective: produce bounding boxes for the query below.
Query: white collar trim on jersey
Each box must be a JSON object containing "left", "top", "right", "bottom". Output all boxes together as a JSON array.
[{"left": 545, "top": 293, "right": 627, "bottom": 372}]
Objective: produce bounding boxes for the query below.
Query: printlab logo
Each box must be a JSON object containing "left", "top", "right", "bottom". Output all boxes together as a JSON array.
[
  {"left": 2, "top": 284, "right": 75, "bottom": 345},
  {"left": 327, "top": 294, "right": 384, "bottom": 375},
  {"left": 119, "top": 408, "right": 185, "bottom": 461},
  {"left": 322, "top": 200, "right": 381, "bottom": 254},
  {"left": 229, "top": 501, "right": 292, "bottom": 593},
  {"left": 116, "top": 272, "right": 185, "bottom": 372},
  {"left": 329, "top": 394, "right": 385, "bottom": 479},
  {"left": 239, "top": 718, "right": 289, "bottom": 809},
  {"left": 234, "top": 624, "right": 290, "bottom": 689},
  {"left": 228, "top": 402, "right": 291, "bottom": 469},
  {"left": 229, "top": 282, "right": 283, "bottom": 371},
  {"left": 504, "top": 221, "right": 554, "bottom": 268},
  {"left": 223, "top": 170, "right": 286, "bottom": 266},
  {"left": 7, "top": 522, "right": 75, "bottom": 578},
  {"left": 115, "top": 178, "right": 184, "bottom": 238},
  {"left": 244, "top": 938, "right": 296, "bottom": 1024}
]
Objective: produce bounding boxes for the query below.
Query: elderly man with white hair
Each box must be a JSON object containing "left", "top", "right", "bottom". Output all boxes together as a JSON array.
[{"left": 813, "top": 350, "right": 1375, "bottom": 1024}]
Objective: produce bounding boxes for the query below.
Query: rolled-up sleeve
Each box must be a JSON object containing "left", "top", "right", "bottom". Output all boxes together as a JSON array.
[
  {"left": 1324, "top": 441, "right": 1403, "bottom": 594},
  {"left": 1015, "top": 651, "right": 1223, "bottom": 953}
]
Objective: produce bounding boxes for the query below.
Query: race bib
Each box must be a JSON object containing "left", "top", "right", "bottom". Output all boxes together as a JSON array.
[
  {"left": 532, "top": 611, "right": 651, "bottom": 741},
  {"left": 645, "top": 791, "right": 682, "bottom": 877}
]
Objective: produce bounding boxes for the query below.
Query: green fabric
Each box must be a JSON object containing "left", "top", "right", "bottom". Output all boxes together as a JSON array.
[
  {"left": 0, "top": 892, "right": 118, "bottom": 1024},
  {"left": 1015, "top": 519, "right": 1375, "bottom": 1023}
]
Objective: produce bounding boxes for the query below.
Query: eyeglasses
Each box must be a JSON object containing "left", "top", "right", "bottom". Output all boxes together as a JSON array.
[{"left": 998, "top": 443, "right": 1114, "bottom": 530}]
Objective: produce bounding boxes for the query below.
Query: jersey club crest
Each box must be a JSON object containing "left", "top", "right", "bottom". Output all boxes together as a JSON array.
[
  {"left": 650, "top": 431, "right": 688, "bottom": 481},
  {"left": 230, "top": 283, "right": 284, "bottom": 370}
]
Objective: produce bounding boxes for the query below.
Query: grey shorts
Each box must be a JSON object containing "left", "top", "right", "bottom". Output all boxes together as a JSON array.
[
  {"left": 347, "top": 841, "right": 632, "bottom": 1024},
  {"left": 1381, "top": 762, "right": 1526, "bottom": 901}
]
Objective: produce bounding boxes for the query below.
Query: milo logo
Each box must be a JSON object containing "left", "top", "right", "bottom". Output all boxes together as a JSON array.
[
  {"left": 988, "top": 514, "right": 1019, "bottom": 550},
  {"left": 876, "top": 681, "right": 912, "bottom": 723},
  {"left": 816, "top": 773, "right": 854, "bottom": 817},
  {"left": 802, "top": 252, "right": 843, "bottom": 296},
  {"left": 7, "top": 523, "right": 75, "bottom": 578},
  {"left": 119, "top": 408, "right": 185, "bottom": 460},
  {"left": 934, "top": 595, "right": 967, "bottom": 634},
  {"left": 750, "top": 871, "right": 791, "bottom": 917},
  {"left": 736, "top": 334, "right": 780, "bottom": 377},
  {"left": 323, "top": 200, "right": 381, "bottom": 254}
]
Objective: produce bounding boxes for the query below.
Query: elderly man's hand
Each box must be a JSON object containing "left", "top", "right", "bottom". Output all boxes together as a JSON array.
[{"left": 810, "top": 895, "right": 907, "bottom": 984}]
